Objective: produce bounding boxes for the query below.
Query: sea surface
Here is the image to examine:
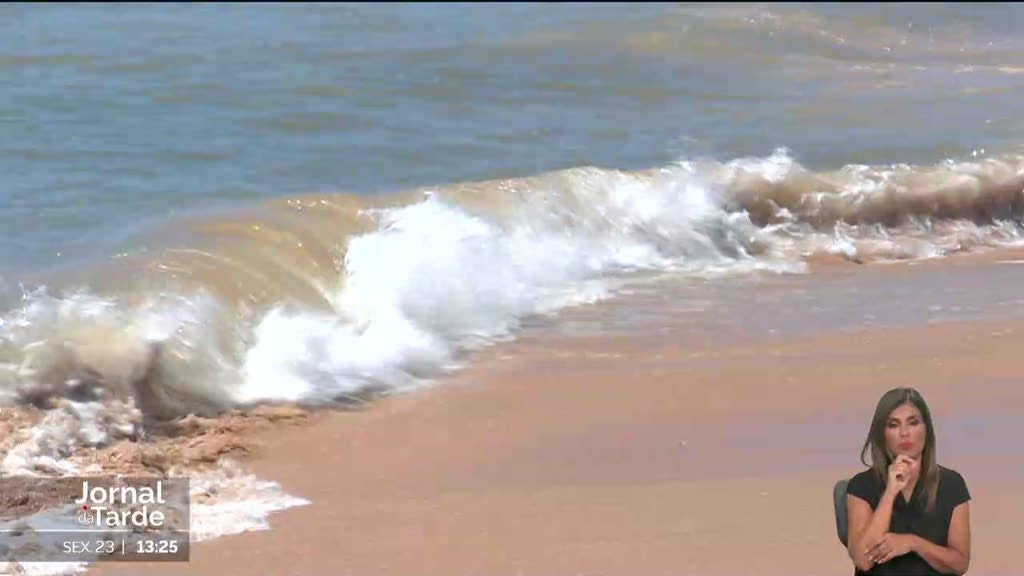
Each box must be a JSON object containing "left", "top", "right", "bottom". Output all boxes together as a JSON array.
[
  {"left": 3, "top": 3, "right": 1023, "bottom": 277},
  {"left": 1, "top": 3, "right": 1024, "bottom": 571}
]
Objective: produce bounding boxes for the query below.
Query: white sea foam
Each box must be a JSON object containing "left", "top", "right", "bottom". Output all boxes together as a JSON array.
[
  {"left": 236, "top": 165, "right": 773, "bottom": 403},
  {"left": 3, "top": 151, "right": 1023, "bottom": 413},
  {"left": 189, "top": 460, "right": 310, "bottom": 542}
]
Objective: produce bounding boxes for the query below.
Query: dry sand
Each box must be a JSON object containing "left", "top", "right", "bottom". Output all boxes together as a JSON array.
[{"left": 84, "top": 253, "right": 1024, "bottom": 576}]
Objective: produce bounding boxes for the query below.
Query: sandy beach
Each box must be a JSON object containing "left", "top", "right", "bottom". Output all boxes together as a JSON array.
[{"left": 88, "top": 253, "right": 1024, "bottom": 576}]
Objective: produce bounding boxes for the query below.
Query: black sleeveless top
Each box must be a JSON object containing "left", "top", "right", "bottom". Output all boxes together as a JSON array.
[{"left": 846, "top": 465, "right": 970, "bottom": 575}]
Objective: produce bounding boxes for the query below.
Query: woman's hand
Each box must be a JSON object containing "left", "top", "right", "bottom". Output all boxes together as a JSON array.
[
  {"left": 866, "top": 533, "right": 916, "bottom": 565},
  {"left": 886, "top": 454, "right": 919, "bottom": 493}
]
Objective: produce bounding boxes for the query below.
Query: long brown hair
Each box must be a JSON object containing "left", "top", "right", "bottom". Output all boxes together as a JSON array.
[{"left": 859, "top": 387, "right": 939, "bottom": 512}]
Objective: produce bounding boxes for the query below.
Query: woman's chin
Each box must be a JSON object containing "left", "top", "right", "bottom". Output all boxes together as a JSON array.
[{"left": 890, "top": 448, "right": 920, "bottom": 459}]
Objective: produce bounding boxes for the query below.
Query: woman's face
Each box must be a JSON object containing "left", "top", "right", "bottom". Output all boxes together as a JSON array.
[{"left": 884, "top": 402, "right": 926, "bottom": 460}]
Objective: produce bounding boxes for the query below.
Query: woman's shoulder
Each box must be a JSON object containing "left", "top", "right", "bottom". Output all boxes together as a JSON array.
[
  {"left": 937, "top": 465, "right": 971, "bottom": 505},
  {"left": 938, "top": 464, "right": 967, "bottom": 484},
  {"left": 847, "top": 468, "right": 883, "bottom": 501},
  {"left": 850, "top": 468, "right": 878, "bottom": 483}
]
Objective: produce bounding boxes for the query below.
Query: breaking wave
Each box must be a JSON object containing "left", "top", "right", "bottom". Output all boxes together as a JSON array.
[{"left": 1, "top": 149, "right": 1023, "bottom": 473}]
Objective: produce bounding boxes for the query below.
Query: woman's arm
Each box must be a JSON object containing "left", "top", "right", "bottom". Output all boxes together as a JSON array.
[
  {"left": 912, "top": 502, "right": 971, "bottom": 575},
  {"left": 847, "top": 490, "right": 897, "bottom": 572}
]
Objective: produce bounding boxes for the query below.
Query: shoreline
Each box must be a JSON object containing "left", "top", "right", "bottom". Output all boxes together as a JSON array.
[{"left": 86, "top": 249, "right": 1024, "bottom": 575}]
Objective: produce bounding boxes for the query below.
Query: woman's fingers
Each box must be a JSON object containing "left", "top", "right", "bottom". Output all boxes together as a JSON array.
[
  {"left": 881, "top": 547, "right": 895, "bottom": 563},
  {"left": 894, "top": 454, "right": 916, "bottom": 469},
  {"left": 866, "top": 537, "right": 889, "bottom": 561},
  {"left": 894, "top": 463, "right": 908, "bottom": 483}
]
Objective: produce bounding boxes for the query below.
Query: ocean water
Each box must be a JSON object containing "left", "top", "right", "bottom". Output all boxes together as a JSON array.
[
  {"left": 3, "top": 3, "right": 1024, "bottom": 277},
  {"left": 1, "top": 4, "right": 1024, "bottom": 568}
]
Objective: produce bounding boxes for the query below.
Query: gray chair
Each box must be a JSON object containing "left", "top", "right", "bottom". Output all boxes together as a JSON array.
[{"left": 834, "top": 478, "right": 850, "bottom": 547}]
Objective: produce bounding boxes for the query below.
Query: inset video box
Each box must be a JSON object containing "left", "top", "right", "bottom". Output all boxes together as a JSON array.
[{"left": 0, "top": 476, "right": 190, "bottom": 562}]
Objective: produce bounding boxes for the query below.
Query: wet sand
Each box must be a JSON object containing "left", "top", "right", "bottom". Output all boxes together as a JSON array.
[{"left": 92, "top": 252, "right": 1024, "bottom": 576}]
